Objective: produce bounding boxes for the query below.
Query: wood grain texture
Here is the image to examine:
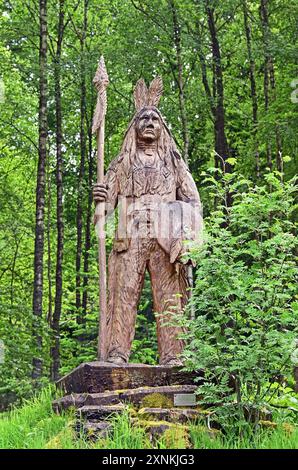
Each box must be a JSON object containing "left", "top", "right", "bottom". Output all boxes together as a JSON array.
[
  {"left": 97, "top": 84, "right": 203, "bottom": 364},
  {"left": 92, "top": 56, "right": 109, "bottom": 360}
]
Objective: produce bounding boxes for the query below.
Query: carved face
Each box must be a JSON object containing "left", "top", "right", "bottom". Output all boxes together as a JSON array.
[{"left": 136, "top": 109, "right": 161, "bottom": 143}]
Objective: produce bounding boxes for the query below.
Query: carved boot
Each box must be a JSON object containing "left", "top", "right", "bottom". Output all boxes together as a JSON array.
[
  {"left": 161, "top": 357, "right": 183, "bottom": 367},
  {"left": 106, "top": 355, "right": 127, "bottom": 365}
]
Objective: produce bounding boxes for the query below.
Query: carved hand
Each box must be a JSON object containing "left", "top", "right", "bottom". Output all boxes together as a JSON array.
[{"left": 93, "top": 183, "right": 108, "bottom": 203}]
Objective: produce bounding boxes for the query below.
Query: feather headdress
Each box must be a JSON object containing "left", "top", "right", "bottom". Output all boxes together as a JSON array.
[{"left": 133, "top": 76, "right": 163, "bottom": 111}]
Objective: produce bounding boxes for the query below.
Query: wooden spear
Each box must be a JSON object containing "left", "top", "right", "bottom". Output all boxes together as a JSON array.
[{"left": 92, "top": 56, "right": 109, "bottom": 361}]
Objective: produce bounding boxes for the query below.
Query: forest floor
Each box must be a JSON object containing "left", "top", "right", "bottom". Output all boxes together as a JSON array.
[{"left": 0, "top": 387, "right": 298, "bottom": 449}]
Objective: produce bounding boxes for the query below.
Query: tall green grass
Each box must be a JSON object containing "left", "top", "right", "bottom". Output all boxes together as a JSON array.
[
  {"left": 0, "top": 387, "right": 68, "bottom": 449},
  {"left": 190, "top": 425, "right": 298, "bottom": 449},
  {"left": 0, "top": 389, "right": 152, "bottom": 449},
  {"left": 1, "top": 388, "right": 297, "bottom": 449},
  {"left": 96, "top": 411, "right": 151, "bottom": 449}
]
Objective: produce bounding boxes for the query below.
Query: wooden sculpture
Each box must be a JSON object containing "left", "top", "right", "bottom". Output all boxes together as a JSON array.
[
  {"left": 93, "top": 76, "right": 202, "bottom": 365},
  {"left": 92, "top": 56, "right": 109, "bottom": 360}
]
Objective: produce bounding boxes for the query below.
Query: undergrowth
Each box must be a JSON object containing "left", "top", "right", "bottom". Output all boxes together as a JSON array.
[{"left": 0, "top": 387, "right": 297, "bottom": 449}]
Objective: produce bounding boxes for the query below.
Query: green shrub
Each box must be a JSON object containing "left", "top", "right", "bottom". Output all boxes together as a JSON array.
[{"left": 180, "top": 167, "right": 298, "bottom": 436}]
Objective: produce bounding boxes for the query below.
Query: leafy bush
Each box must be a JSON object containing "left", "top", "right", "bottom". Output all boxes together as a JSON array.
[{"left": 181, "top": 167, "right": 298, "bottom": 435}]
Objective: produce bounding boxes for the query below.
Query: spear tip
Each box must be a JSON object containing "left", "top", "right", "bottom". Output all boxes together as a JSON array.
[
  {"left": 92, "top": 56, "right": 109, "bottom": 134},
  {"left": 93, "top": 55, "right": 109, "bottom": 90}
]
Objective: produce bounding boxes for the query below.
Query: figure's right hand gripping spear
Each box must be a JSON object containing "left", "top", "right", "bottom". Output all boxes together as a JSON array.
[{"left": 92, "top": 56, "right": 109, "bottom": 361}]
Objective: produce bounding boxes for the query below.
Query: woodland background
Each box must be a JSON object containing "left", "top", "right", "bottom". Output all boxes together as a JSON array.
[{"left": 0, "top": 0, "right": 297, "bottom": 411}]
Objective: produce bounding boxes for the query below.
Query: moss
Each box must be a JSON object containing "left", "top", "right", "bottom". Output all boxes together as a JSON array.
[
  {"left": 198, "top": 424, "right": 221, "bottom": 438},
  {"left": 259, "top": 420, "right": 277, "bottom": 429},
  {"left": 162, "top": 425, "right": 190, "bottom": 449},
  {"left": 282, "top": 422, "right": 295, "bottom": 435},
  {"left": 127, "top": 406, "right": 138, "bottom": 417},
  {"left": 140, "top": 393, "right": 173, "bottom": 409},
  {"left": 137, "top": 407, "right": 152, "bottom": 420},
  {"left": 112, "top": 385, "right": 156, "bottom": 394},
  {"left": 136, "top": 419, "right": 187, "bottom": 430},
  {"left": 135, "top": 419, "right": 190, "bottom": 448},
  {"left": 195, "top": 407, "right": 210, "bottom": 414},
  {"left": 45, "top": 426, "right": 75, "bottom": 448},
  {"left": 137, "top": 419, "right": 174, "bottom": 428}
]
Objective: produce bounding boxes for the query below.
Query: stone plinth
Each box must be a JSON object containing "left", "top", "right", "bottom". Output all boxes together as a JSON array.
[
  {"left": 56, "top": 362, "right": 202, "bottom": 395},
  {"left": 52, "top": 384, "right": 198, "bottom": 412}
]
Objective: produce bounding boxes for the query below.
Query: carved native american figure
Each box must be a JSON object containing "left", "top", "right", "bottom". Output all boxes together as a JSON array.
[{"left": 93, "top": 77, "right": 202, "bottom": 366}]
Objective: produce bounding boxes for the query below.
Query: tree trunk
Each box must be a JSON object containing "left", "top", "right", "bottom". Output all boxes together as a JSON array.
[
  {"left": 32, "top": 0, "right": 48, "bottom": 382},
  {"left": 260, "top": 0, "right": 282, "bottom": 171},
  {"left": 196, "top": 19, "right": 220, "bottom": 171},
  {"left": 243, "top": 0, "right": 260, "bottom": 177},
  {"left": 168, "top": 0, "right": 189, "bottom": 164},
  {"left": 51, "top": 0, "right": 65, "bottom": 382},
  {"left": 205, "top": 2, "right": 230, "bottom": 173},
  {"left": 260, "top": 0, "right": 272, "bottom": 169},
  {"left": 46, "top": 145, "right": 52, "bottom": 326},
  {"left": 76, "top": 0, "right": 87, "bottom": 326},
  {"left": 196, "top": 22, "right": 215, "bottom": 115}
]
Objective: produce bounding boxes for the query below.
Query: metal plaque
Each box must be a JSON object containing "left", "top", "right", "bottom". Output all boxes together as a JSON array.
[{"left": 174, "top": 393, "right": 197, "bottom": 407}]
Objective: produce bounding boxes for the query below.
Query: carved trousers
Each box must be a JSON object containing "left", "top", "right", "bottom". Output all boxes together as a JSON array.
[{"left": 105, "top": 237, "right": 187, "bottom": 364}]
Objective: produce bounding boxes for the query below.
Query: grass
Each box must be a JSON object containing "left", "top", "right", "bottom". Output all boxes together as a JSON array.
[
  {"left": 190, "top": 424, "right": 298, "bottom": 449},
  {"left": 0, "top": 387, "right": 68, "bottom": 449},
  {"left": 0, "top": 387, "right": 297, "bottom": 449},
  {"left": 97, "top": 412, "right": 151, "bottom": 449}
]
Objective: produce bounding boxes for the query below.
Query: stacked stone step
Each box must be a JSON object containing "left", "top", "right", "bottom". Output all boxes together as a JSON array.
[
  {"left": 52, "top": 384, "right": 198, "bottom": 412},
  {"left": 54, "top": 362, "right": 209, "bottom": 442},
  {"left": 75, "top": 402, "right": 214, "bottom": 442},
  {"left": 75, "top": 404, "right": 125, "bottom": 440}
]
